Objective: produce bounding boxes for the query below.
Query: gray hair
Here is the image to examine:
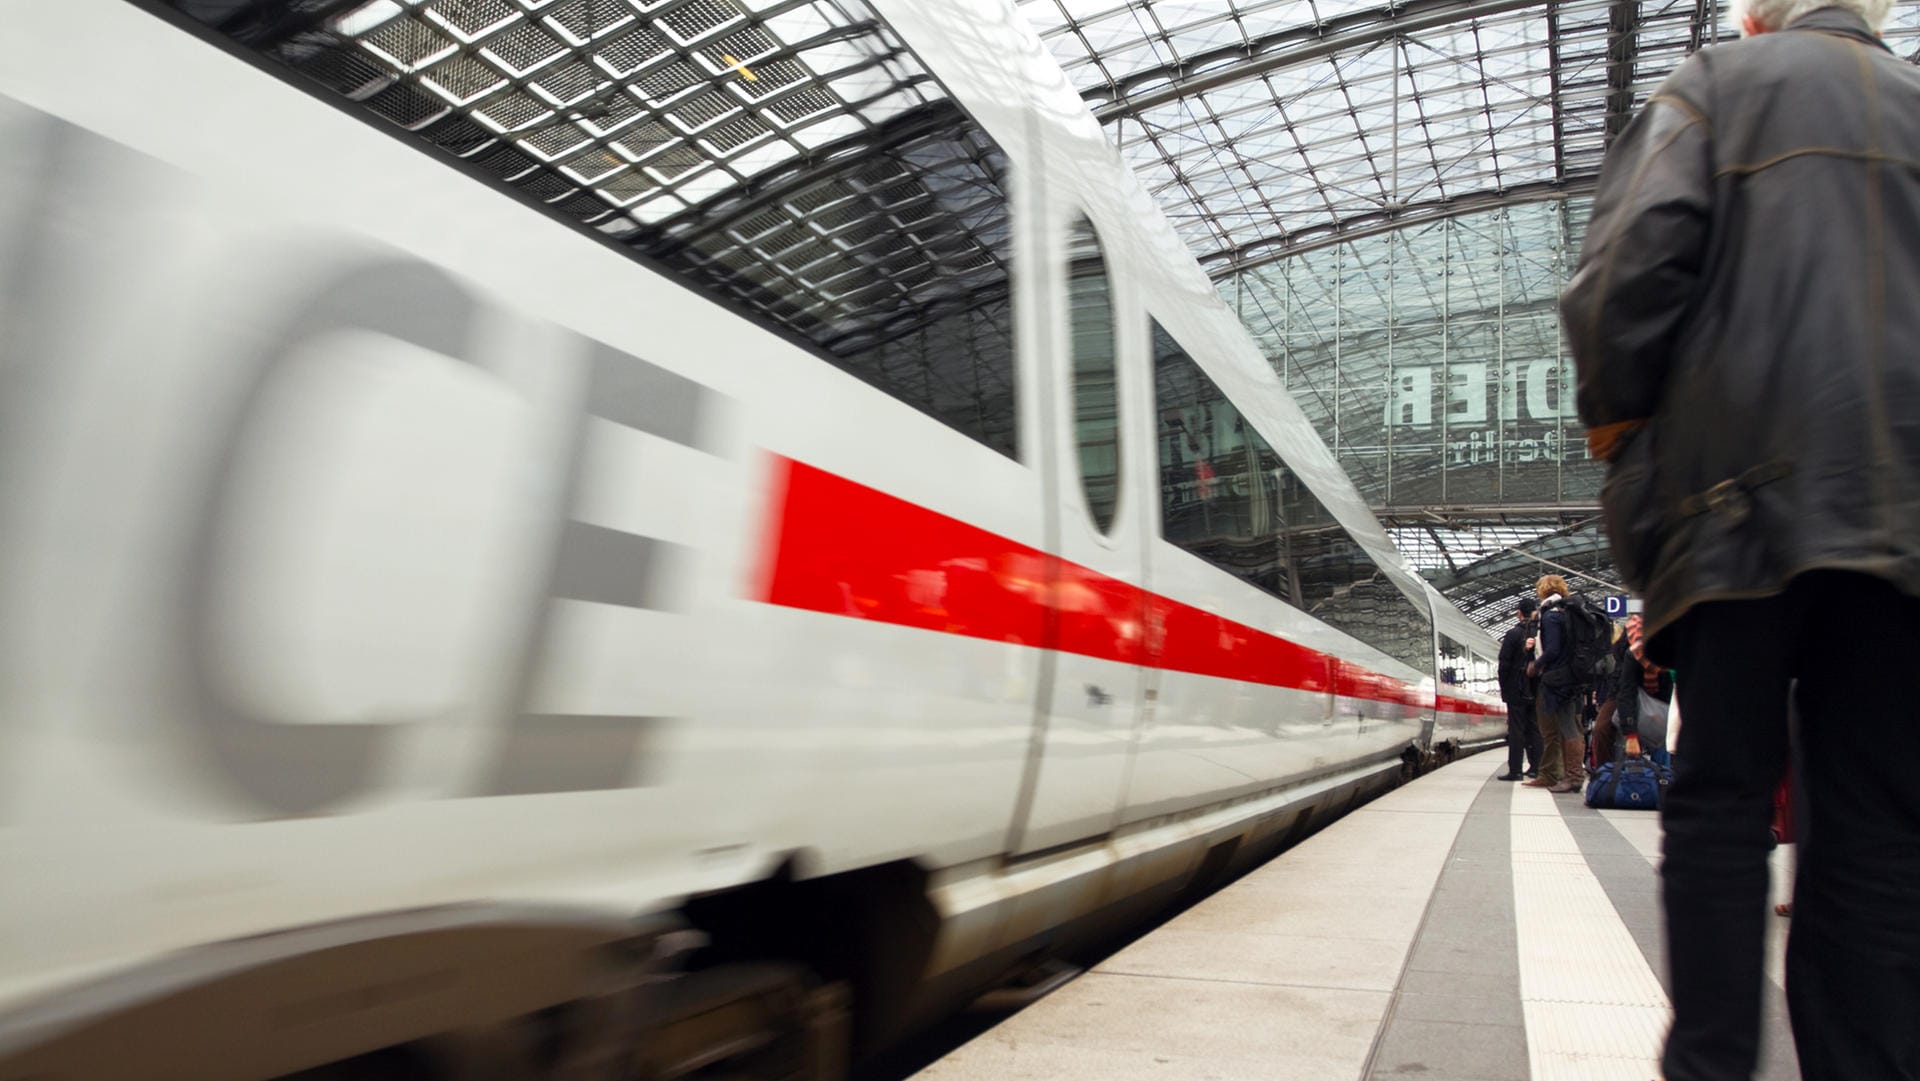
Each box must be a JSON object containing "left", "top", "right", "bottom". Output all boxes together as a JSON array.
[{"left": 1732, "top": 0, "right": 1891, "bottom": 32}]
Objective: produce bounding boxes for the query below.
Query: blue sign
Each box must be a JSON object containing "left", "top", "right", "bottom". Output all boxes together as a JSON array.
[{"left": 1604, "top": 594, "right": 1630, "bottom": 618}]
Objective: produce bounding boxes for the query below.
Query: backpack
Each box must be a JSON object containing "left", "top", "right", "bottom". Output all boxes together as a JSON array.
[{"left": 1544, "top": 593, "right": 1613, "bottom": 689}]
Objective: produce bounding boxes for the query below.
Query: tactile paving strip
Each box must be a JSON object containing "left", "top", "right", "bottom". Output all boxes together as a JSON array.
[{"left": 1511, "top": 785, "right": 1669, "bottom": 1079}]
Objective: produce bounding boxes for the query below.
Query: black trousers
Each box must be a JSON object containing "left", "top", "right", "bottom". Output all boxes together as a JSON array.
[
  {"left": 1506, "top": 697, "right": 1540, "bottom": 775},
  {"left": 1661, "top": 571, "right": 1920, "bottom": 1081}
]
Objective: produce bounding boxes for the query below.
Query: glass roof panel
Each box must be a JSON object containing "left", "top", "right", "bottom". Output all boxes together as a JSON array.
[{"left": 1021, "top": 0, "right": 1920, "bottom": 276}]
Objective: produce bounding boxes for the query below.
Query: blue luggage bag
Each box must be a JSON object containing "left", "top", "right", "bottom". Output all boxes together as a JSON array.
[{"left": 1585, "top": 748, "right": 1671, "bottom": 810}]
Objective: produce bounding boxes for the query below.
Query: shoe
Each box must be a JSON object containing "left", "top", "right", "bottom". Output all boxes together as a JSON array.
[
  {"left": 1522, "top": 777, "right": 1554, "bottom": 788},
  {"left": 1525, "top": 770, "right": 1538, "bottom": 778},
  {"left": 1559, "top": 739, "right": 1587, "bottom": 792},
  {"left": 1497, "top": 772, "right": 1524, "bottom": 782},
  {"left": 1551, "top": 779, "right": 1583, "bottom": 794}
]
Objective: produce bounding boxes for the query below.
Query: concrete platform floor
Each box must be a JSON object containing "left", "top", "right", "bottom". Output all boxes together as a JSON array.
[{"left": 912, "top": 756, "right": 1801, "bottom": 1081}]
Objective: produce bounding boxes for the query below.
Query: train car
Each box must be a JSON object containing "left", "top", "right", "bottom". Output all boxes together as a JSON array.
[
  {"left": 1435, "top": 629, "right": 1506, "bottom": 763},
  {"left": 0, "top": 0, "right": 1506, "bottom": 1077}
]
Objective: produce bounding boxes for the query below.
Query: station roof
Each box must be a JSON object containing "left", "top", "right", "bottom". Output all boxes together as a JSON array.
[
  {"left": 1389, "top": 520, "right": 1619, "bottom": 627},
  {"left": 1017, "top": 0, "right": 1920, "bottom": 630},
  {"left": 1018, "top": 0, "right": 1920, "bottom": 275}
]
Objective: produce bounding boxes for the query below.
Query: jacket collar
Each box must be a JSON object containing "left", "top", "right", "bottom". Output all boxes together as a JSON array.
[{"left": 1787, "top": 7, "right": 1890, "bottom": 51}]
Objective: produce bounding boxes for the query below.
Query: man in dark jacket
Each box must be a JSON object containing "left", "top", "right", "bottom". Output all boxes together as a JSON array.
[
  {"left": 1524, "top": 576, "right": 1586, "bottom": 794},
  {"left": 1562, "top": 0, "right": 1920, "bottom": 1075},
  {"left": 1496, "top": 598, "right": 1541, "bottom": 781}
]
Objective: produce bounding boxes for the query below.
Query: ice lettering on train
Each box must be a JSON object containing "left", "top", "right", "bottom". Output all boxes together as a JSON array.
[
  {"left": 471, "top": 340, "right": 719, "bottom": 798},
  {"left": 175, "top": 251, "right": 724, "bottom": 815},
  {"left": 177, "top": 259, "right": 481, "bottom": 816}
]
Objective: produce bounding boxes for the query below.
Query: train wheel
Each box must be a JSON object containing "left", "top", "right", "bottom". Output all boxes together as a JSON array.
[
  {"left": 629, "top": 965, "right": 850, "bottom": 1081},
  {"left": 297, "top": 965, "right": 849, "bottom": 1081}
]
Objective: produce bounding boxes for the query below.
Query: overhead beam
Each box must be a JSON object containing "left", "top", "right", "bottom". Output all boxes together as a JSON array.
[
  {"left": 1429, "top": 521, "right": 1612, "bottom": 590},
  {"left": 1377, "top": 503, "right": 1601, "bottom": 525},
  {"left": 1686, "top": 0, "right": 1731, "bottom": 53},
  {"left": 1424, "top": 525, "right": 1464, "bottom": 573},
  {"left": 1087, "top": 0, "right": 1549, "bottom": 122},
  {"left": 1269, "top": 297, "right": 1564, "bottom": 373},
  {"left": 1545, "top": 1, "right": 1570, "bottom": 181},
  {"left": 1201, "top": 175, "right": 1594, "bottom": 278},
  {"left": 1603, "top": 0, "right": 1642, "bottom": 144}
]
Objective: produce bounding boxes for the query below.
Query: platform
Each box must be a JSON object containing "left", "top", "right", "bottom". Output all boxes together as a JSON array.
[{"left": 914, "top": 757, "right": 1801, "bottom": 1081}]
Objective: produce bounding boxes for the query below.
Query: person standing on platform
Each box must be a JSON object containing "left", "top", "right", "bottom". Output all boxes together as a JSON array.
[
  {"left": 1588, "top": 627, "right": 1631, "bottom": 769},
  {"left": 1521, "top": 598, "right": 1563, "bottom": 790},
  {"left": 1496, "top": 598, "right": 1542, "bottom": 781},
  {"left": 1526, "top": 575, "right": 1586, "bottom": 795},
  {"left": 1562, "top": 0, "right": 1920, "bottom": 1074},
  {"left": 1612, "top": 613, "right": 1673, "bottom": 765}
]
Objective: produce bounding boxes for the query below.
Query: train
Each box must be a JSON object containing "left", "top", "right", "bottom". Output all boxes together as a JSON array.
[{"left": 0, "top": 0, "right": 1506, "bottom": 1077}]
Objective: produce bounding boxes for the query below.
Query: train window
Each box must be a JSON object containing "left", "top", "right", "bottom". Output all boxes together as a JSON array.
[
  {"left": 1067, "top": 216, "right": 1119, "bottom": 534},
  {"left": 1154, "top": 322, "right": 1289, "bottom": 599},
  {"left": 160, "top": 0, "right": 1018, "bottom": 458},
  {"left": 1439, "top": 634, "right": 1498, "bottom": 698},
  {"left": 1469, "top": 643, "right": 1497, "bottom": 697},
  {"left": 1439, "top": 635, "right": 1466, "bottom": 685},
  {"left": 1153, "top": 324, "right": 1434, "bottom": 673}
]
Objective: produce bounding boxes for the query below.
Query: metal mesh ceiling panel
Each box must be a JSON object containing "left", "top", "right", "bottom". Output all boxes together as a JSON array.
[
  {"left": 1018, "top": 0, "right": 1920, "bottom": 275},
  {"left": 191, "top": 0, "right": 1014, "bottom": 362}
]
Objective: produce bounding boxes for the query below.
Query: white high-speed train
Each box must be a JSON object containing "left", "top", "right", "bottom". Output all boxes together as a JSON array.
[{"left": 0, "top": 0, "right": 1505, "bottom": 1077}]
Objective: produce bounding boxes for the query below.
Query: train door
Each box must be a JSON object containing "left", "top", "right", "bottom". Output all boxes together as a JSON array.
[
  {"left": 1415, "top": 597, "right": 1442, "bottom": 752},
  {"left": 1007, "top": 204, "right": 1150, "bottom": 856}
]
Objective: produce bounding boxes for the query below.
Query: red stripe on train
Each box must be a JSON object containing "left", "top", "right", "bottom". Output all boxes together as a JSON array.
[
  {"left": 1437, "top": 695, "right": 1507, "bottom": 717},
  {"left": 757, "top": 455, "right": 1490, "bottom": 714}
]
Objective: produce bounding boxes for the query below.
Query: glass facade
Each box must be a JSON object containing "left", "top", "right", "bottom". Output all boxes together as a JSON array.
[
  {"left": 1223, "top": 200, "right": 1599, "bottom": 513},
  {"left": 1155, "top": 321, "right": 1434, "bottom": 673}
]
